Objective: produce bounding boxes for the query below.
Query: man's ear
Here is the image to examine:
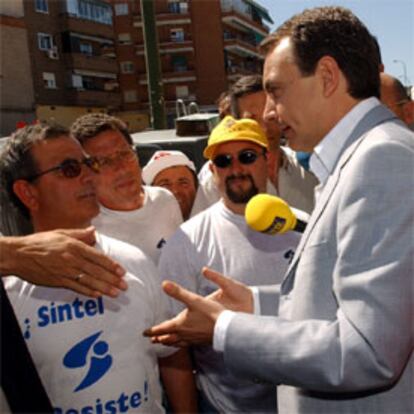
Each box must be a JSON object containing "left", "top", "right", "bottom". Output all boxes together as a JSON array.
[
  {"left": 316, "top": 56, "right": 340, "bottom": 98},
  {"left": 402, "top": 101, "right": 414, "bottom": 125},
  {"left": 12, "top": 180, "right": 39, "bottom": 212}
]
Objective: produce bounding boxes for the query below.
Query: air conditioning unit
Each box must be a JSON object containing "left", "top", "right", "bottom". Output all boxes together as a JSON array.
[{"left": 47, "top": 47, "right": 59, "bottom": 60}]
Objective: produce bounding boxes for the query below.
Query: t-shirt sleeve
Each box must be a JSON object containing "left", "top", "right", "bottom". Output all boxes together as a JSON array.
[
  {"left": 140, "top": 256, "right": 178, "bottom": 358},
  {"left": 158, "top": 228, "right": 201, "bottom": 316}
]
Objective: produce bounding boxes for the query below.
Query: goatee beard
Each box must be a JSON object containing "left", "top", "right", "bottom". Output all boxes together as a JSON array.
[{"left": 225, "top": 174, "right": 258, "bottom": 204}]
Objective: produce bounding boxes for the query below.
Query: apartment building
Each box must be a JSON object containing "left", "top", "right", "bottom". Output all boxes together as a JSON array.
[
  {"left": 1, "top": 0, "right": 271, "bottom": 134},
  {"left": 112, "top": 0, "right": 273, "bottom": 120},
  {"left": 0, "top": 1, "right": 35, "bottom": 136},
  {"left": 24, "top": 0, "right": 124, "bottom": 127},
  {"left": 1, "top": 0, "right": 148, "bottom": 134}
]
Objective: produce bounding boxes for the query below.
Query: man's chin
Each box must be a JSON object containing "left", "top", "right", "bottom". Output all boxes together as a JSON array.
[{"left": 226, "top": 189, "right": 258, "bottom": 204}]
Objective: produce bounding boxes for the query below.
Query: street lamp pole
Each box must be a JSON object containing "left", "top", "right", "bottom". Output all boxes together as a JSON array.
[{"left": 393, "top": 59, "right": 409, "bottom": 85}]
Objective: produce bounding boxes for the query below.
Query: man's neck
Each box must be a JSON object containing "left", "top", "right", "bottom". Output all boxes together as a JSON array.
[
  {"left": 33, "top": 220, "right": 92, "bottom": 233},
  {"left": 222, "top": 199, "right": 246, "bottom": 215},
  {"left": 268, "top": 147, "right": 281, "bottom": 190}
]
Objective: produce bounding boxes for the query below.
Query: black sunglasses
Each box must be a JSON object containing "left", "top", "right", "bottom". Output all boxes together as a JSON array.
[
  {"left": 26, "top": 157, "right": 100, "bottom": 181},
  {"left": 212, "top": 149, "right": 263, "bottom": 169}
]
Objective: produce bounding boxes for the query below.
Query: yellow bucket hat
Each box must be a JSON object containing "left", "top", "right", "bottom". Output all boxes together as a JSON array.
[{"left": 203, "top": 116, "right": 269, "bottom": 159}]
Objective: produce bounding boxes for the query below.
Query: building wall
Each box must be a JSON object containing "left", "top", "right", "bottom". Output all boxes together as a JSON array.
[
  {"left": 190, "top": 0, "right": 227, "bottom": 105},
  {"left": 20, "top": 0, "right": 123, "bottom": 127},
  {"left": 37, "top": 105, "right": 148, "bottom": 132},
  {"left": 37, "top": 105, "right": 109, "bottom": 127},
  {"left": 23, "top": 0, "right": 68, "bottom": 105},
  {"left": 112, "top": 0, "right": 268, "bottom": 114},
  {"left": 0, "top": 16, "right": 35, "bottom": 135},
  {"left": 0, "top": 0, "right": 24, "bottom": 17},
  {"left": 112, "top": 0, "right": 142, "bottom": 110}
]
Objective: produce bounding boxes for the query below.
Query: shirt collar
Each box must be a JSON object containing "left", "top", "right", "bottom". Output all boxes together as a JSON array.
[{"left": 309, "top": 97, "right": 380, "bottom": 186}]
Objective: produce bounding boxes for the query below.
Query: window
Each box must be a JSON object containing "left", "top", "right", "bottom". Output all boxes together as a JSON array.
[
  {"left": 115, "top": 3, "right": 129, "bottom": 15},
  {"left": 38, "top": 33, "right": 53, "bottom": 50},
  {"left": 172, "top": 56, "right": 188, "bottom": 72},
  {"left": 82, "top": 76, "right": 98, "bottom": 90},
  {"left": 77, "top": 0, "right": 112, "bottom": 25},
  {"left": 176, "top": 85, "right": 189, "bottom": 98},
  {"left": 35, "top": 0, "right": 48, "bottom": 13},
  {"left": 124, "top": 90, "right": 138, "bottom": 103},
  {"left": 80, "top": 42, "right": 93, "bottom": 56},
  {"left": 168, "top": 1, "right": 187, "bottom": 14},
  {"left": 43, "top": 72, "right": 56, "bottom": 89},
  {"left": 120, "top": 61, "right": 135, "bottom": 74},
  {"left": 118, "top": 33, "right": 131, "bottom": 44},
  {"left": 72, "top": 74, "right": 84, "bottom": 89},
  {"left": 170, "top": 28, "right": 184, "bottom": 43}
]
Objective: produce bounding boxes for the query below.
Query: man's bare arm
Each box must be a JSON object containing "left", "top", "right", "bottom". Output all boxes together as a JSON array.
[
  {"left": 159, "top": 348, "right": 197, "bottom": 413},
  {"left": 0, "top": 227, "right": 127, "bottom": 297}
]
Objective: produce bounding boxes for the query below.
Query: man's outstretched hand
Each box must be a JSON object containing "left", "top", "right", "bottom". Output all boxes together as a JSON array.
[{"left": 143, "top": 267, "right": 253, "bottom": 347}]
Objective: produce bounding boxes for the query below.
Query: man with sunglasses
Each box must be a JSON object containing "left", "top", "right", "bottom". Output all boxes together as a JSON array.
[
  {"left": 158, "top": 116, "right": 300, "bottom": 413},
  {"left": 0, "top": 123, "right": 196, "bottom": 413},
  {"left": 71, "top": 114, "right": 182, "bottom": 264},
  {"left": 192, "top": 75, "right": 318, "bottom": 218}
]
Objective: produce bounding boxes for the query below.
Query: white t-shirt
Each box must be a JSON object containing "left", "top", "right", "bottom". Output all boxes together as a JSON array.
[
  {"left": 92, "top": 186, "right": 183, "bottom": 264},
  {"left": 158, "top": 201, "right": 300, "bottom": 413},
  {"left": 5, "top": 233, "right": 175, "bottom": 414}
]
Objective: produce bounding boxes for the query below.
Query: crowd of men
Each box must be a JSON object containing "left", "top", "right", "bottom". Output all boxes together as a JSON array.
[{"left": 1, "top": 5, "right": 413, "bottom": 414}]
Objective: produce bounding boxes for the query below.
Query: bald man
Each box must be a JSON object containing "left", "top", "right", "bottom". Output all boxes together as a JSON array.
[{"left": 380, "top": 73, "right": 414, "bottom": 129}]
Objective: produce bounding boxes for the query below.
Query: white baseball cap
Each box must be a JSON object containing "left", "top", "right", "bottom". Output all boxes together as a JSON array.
[{"left": 142, "top": 150, "right": 196, "bottom": 184}]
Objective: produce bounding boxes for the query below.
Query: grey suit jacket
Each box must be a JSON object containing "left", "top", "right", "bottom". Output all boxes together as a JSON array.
[{"left": 223, "top": 103, "right": 414, "bottom": 413}]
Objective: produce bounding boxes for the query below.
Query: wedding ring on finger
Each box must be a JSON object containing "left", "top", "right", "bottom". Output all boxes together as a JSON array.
[{"left": 75, "top": 273, "right": 85, "bottom": 282}]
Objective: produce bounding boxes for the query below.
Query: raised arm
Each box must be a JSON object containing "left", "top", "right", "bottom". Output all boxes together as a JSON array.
[{"left": 0, "top": 227, "right": 127, "bottom": 297}]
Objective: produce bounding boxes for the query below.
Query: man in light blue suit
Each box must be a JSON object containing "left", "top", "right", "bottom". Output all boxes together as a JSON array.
[{"left": 145, "top": 6, "right": 414, "bottom": 413}]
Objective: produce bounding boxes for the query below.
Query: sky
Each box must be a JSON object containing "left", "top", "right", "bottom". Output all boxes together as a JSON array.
[{"left": 258, "top": 0, "right": 414, "bottom": 86}]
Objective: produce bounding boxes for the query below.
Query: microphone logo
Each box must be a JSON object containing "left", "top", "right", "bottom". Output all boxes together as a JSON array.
[
  {"left": 63, "top": 331, "right": 113, "bottom": 392},
  {"left": 264, "top": 216, "right": 286, "bottom": 234}
]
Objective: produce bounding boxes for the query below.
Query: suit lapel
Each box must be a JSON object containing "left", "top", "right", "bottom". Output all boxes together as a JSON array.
[{"left": 281, "top": 104, "right": 397, "bottom": 293}]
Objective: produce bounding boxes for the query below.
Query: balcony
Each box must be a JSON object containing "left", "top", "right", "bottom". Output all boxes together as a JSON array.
[
  {"left": 65, "top": 89, "right": 122, "bottom": 108},
  {"left": 224, "top": 38, "right": 261, "bottom": 58},
  {"left": 222, "top": 8, "right": 269, "bottom": 37},
  {"left": 135, "top": 40, "right": 194, "bottom": 56},
  {"left": 64, "top": 53, "right": 118, "bottom": 73},
  {"left": 100, "top": 44, "right": 116, "bottom": 58},
  {"left": 61, "top": 14, "right": 115, "bottom": 39},
  {"left": 133, "top": 7, "right": 191, "bottom": 27},
  {"left": 138, "top": 69, "right": 196, "bottom": 85},
  {"left": 163, "top": 69, "right": 196, "bottom": 83}
]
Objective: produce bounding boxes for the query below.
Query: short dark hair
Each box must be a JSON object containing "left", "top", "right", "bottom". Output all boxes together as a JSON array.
[
  {"left": 0, "top": 122, "right": 69, "bottom": 234},
  {"left": 372, "top": 36, "right": 383, "bottom": 68},
  {"left": 71, "top": 113, "right": 133, "bottom": 146},
  {"left": 230, "top": 75, "right": 264, "bottom": 118},
  {"left": 216, "top": 91, "right": 232, "bottom": 119},
  {"left": 260, "top": 6, "right": 380, "bottom": 99}
]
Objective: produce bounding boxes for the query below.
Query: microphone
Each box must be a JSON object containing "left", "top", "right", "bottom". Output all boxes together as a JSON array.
[{"left": 245, "top": 194, "right": 308, "bottom": 234}]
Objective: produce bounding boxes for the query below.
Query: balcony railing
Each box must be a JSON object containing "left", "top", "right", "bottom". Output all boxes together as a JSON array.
[
  {"left": 65, "top": 89, "right": 122, "bottom": 108},
  {"left": 64, "top": 53, "right": 119, "bottom": 73},
  {"left": 224, "top": 38, "right": 261, "bottom": 58}
]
